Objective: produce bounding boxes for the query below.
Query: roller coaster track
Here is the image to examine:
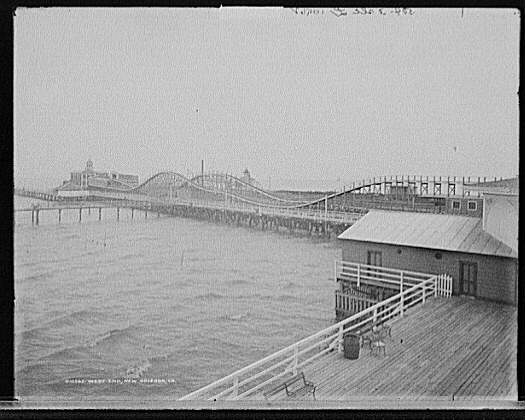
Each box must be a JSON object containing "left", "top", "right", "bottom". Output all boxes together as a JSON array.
[
  {"left": 127, "top": 171, "right": 311, "bottom": 207},
  {"left": 190, "top": 173, "right": 308, "bottom": 204},
  {"left": 294, "top": 175, "right": 501, "bottom": 208}
]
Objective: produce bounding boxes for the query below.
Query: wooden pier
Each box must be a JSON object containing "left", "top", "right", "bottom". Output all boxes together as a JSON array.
[
  {"left": 15, "top": 200, "right": 362, "bottom": 239},
  {"left": 15, "top": 203, "right": 157, "bottom": 225}
]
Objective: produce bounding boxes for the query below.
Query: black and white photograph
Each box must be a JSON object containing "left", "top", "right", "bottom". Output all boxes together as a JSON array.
[{"left": 11, "top": 7, "right": 519, "bottom": 409}]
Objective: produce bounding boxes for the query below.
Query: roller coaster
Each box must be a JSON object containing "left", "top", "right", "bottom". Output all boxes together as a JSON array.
[
  {"left": 97, "top": 172, "right": 502, "bottom": 207},
  {"left": 125, "top": 171, "right": 310, "bottom": 207}
]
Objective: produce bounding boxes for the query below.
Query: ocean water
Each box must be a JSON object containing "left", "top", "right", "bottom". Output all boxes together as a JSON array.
[{"left": 14, "top": 197, "right": 340, "bottom": 400}]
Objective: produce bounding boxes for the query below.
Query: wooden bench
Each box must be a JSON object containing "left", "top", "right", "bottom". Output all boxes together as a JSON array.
[{"left": 263, "top": 372, "right": 317, "bottom": 401}]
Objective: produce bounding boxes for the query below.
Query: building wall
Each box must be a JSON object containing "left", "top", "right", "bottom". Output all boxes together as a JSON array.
[
  {"left": 445, "top": 197, "right": 483, "bottom": 217},
  {"left": 340, "top": 239, "right": 517, "bottom": 305},
  {"left": 115, "top": 173, "right": 139, "bottom": 185},
  {"left": 70, "top": 172, "right": 82, "bottom": 185},
  {"left": 483, "top": 193, "right": 518, "bottom": 252}
]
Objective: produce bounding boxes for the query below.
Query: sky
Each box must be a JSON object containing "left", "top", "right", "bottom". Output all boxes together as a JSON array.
[{"left": 14, "top": 7, "right": 520, "bottom": 191}]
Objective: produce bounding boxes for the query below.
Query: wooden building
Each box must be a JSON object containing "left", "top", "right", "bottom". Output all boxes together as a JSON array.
[{"left": 337, "top": 209, "right": 517, "bottom": 305}]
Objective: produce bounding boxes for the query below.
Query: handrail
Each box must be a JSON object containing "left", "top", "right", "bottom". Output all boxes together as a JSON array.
[
  {"left": 179, "top": 272, "right": 440, "bottom": 401},
  {"left": 336, "top": 260, "right": 436, "bottom": 280}
]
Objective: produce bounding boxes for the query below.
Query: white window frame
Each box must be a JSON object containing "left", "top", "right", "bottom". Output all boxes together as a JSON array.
[{"left": 467, "top": 200, "right": 477, "bottom": 211}]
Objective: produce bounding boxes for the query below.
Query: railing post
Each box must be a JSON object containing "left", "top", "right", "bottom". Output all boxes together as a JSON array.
[
  {"left": 400, "top": 271, "right": 404, "bottom": 317},
  {"left": 434, "top": 275, "right": 438, "bottom": 297},
  {"left": 422, "top": 283, "right": 426, "bottom": 303},
  {"left": 232, "top": 375, "right": 239, "bottom": 398},
  {"left": 337, "top": 325, "right": 344, "bottom": 353},
  {"left": 373, "top": 307, "right": 377, "bottom": 324},
  {"left": 293, "top": 345, "right": 298, "bottom": 375},
  {"left": 357, "top": 263, "right": 361, "bottom": 287}
]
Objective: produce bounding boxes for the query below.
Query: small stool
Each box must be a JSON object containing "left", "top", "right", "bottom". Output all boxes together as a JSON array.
[
  {"left": 360, "top": 335, "right": 372, "bottom": 350},
  {"left": 370, "top": 340, "right": 386, "bottom": 356},
  {"left": 381, "top": 324, "right": 392, "bottom": 338}
]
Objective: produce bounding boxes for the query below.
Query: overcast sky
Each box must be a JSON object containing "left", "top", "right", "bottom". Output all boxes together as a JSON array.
[{"left": 14, "top": 7, "right": 519, "bottom": 190}]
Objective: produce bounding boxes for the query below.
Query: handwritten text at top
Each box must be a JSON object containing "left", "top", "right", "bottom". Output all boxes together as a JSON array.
[{"left": 290, "top": 8, "right": 416, "bottom": 17}]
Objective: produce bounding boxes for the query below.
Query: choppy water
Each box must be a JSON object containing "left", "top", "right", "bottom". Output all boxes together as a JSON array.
[{"left": 14, "top": 197, "right": 340, "bottom": 399}]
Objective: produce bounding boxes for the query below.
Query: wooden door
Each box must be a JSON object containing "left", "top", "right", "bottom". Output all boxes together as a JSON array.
[
  {"left": 459, "top": 261, "right": 477, "bottom": 296},
  {"left": 367, "top": 251, "right": 382, "bottom": 280},
  {"left": 367, "top": 251, "right": 382, "bottom": 267}
]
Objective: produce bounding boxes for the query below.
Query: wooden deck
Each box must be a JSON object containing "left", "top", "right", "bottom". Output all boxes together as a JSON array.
[{"left": 260, "top": 296, "right": 516, "bottom": 401}]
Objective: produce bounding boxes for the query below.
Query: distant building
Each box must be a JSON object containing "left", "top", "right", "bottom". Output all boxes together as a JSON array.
[
  {"left": 444, "top": 196, "right": 484, "bottom": 217},
  {"left": 56, "top": 160, "right": 139, "bottom": 196},
  {"left": 337, "top": 207, "right": 518, "bottom": 305},
  {"left": 388, "top": 184, "right": 416, "bottom": 197},
  {"left": 240, "top": 168, "right": 255, "bottom": 185}
]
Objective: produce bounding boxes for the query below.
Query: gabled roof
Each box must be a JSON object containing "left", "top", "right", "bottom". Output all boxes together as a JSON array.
[{"left": 338, "top": 210, "right": 517, "bottom": 259}]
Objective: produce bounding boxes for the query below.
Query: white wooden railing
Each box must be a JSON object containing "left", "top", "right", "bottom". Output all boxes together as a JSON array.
[
  {"left": 335, "top": 261, "right": 436, "bottom": 290},
  {"left": 434, "top": 273, "right": 453, "bottom": 297},
  {"left": 179, "top": 270, "right": 452, "bottom": 401},
  {"left": 335, "top": 290, "right": 377, "bottom": 314}
]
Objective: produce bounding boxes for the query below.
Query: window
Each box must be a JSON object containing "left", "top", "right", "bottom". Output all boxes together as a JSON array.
[
  {"left": 468, "top": 201, "right": 477, "bottom": 211},
  {"left": 452, "top": 200, "right": 461, "bottom": 210}
]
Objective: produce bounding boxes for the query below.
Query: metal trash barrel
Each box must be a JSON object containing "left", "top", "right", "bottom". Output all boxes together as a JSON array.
[{"left": 343, "top": 333, "right": 360, "bottom": 360}]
